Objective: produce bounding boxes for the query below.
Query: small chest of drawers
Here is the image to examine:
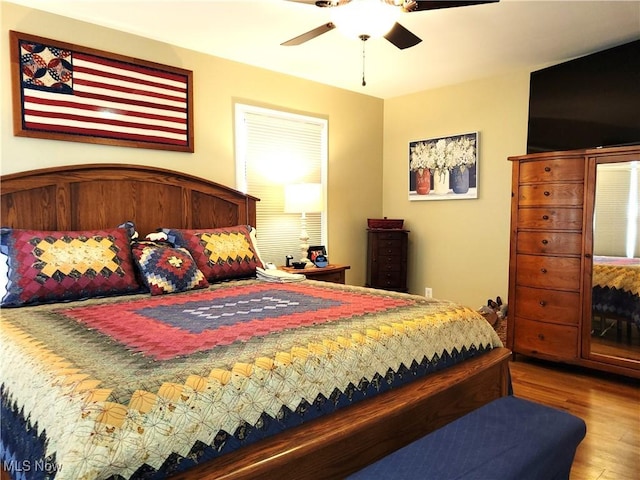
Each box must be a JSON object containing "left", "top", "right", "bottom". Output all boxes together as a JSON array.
[{"left": 366, "top": 229, "right": 409, "bottom": 292}]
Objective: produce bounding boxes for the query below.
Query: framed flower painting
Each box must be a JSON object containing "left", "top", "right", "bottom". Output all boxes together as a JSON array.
[{"left": 408, "top": 132, "right": 478, "bottom": 201}]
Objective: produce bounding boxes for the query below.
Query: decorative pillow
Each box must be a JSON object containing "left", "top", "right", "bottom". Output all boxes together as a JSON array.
[
  {"left": 0, "top": 252, "right": 7, "bottom": 301},
  {"left": 131, "top": 242, "right": 209, "bottom": 295},
  {"left": 117, "top": 220, "right": 139, "bottom": 240},
  {"left": 0, "top": 228, "right": 140, "bottom": 307},
  {"left": 163, "top": 225, "right": 263, "bottom": 282},
  {"left": 0, "top": 230, "right": 9, "bottom": 300}
]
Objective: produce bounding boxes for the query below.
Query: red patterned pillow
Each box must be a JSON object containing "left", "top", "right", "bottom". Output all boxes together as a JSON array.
[
  {"left": 131, "top": 242, "right": 209, "bottom": 295},
  {"left": 163, "top": 225, "right": 263, "bottom": 282},
  {"left": 1, "top": 228, "right": 140, "bottom": 306}
]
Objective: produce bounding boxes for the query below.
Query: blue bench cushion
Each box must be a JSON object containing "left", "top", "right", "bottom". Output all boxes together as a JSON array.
[{"left": 348, "top": 395, "right": 586, "bottom": 480}]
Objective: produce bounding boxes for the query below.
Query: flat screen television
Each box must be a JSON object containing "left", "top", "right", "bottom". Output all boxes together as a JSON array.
[{"left": 526, "top": 39, "right": 640, "bottom": 154}]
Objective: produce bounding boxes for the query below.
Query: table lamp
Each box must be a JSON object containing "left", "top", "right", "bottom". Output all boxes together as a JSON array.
[{"left": 284, "top": 183, "right": 323, "bottom": 264}]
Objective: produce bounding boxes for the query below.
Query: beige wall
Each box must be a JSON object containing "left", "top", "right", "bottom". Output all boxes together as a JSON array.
[
  {"left": 2, "top": 3, "right": 538, "bottom": 308},
  {"left": 1, "top": 2, "right": 384, "bottom": 286},
  {"left": 383, "top": 73, "right": 531, "bottom": 308}
]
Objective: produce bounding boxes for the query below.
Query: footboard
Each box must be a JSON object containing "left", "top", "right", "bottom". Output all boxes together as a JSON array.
[{"left": 172, "top": 347, "right": 512, "bottom": 480}]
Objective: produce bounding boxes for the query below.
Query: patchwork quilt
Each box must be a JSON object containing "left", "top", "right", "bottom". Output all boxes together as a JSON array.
[
  {"left": 1, "top": 279, "right": 502, "bottom": 479},
  {"left": 592, "top": 256, "right": 640, "bottom": 326}
]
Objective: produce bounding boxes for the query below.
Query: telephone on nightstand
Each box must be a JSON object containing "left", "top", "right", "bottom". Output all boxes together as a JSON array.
[{"left": 285, "top": 255, "right": 294, "bottom": 267}]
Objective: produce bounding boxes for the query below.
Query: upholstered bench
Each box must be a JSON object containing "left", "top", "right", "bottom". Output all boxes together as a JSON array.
[{"left": 347, "top": 395, "right": 586, "bottom": 480}]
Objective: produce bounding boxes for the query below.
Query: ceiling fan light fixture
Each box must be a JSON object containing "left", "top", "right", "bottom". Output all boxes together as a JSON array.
[{"left": 331, "top": 0, "right": 400, "bottom": 40}]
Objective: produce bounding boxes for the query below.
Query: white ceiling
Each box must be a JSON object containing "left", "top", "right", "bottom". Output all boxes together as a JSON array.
[{"left": 7, "top": 0, "right": 640, "bottom": 99}]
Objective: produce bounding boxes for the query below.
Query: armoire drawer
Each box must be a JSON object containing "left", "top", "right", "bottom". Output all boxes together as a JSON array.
[
  {"left": 516, "top": 254, "right": 581, "bottom": 291},
  {"left": 517, "top": 183, "right": 584, "bottom": 207},
  {"left": 374, "top": 271, "right": 403, "bottom": 288},
  {"left": 375, "top": 259, "right": 402, "bottom": 272},
  {"left": 517, "top": 231, "right": 582, "bottom": 255},
  {"left": 517, "top": 207, "right": 583, "bottom": 230},
  {"left": 375, "top": 232, "right": 405, "bottom": 241},
  {"left": 513, "top": 317, "right": 578, "bottom": 360},
  {"left": 376, "top": 240, "right": 403, "bottom": 254},
  {"left": 519, "top": 158, "right": 584, "bottom": 183},
  {"left": 514, "top": 286, "right": 581, "bottom": 324}
]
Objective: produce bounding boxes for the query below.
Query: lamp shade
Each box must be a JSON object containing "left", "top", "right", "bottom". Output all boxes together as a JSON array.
[
  {"left": 331, "top": 0, "right": 399, "bottom": 39},
  {"left": 284, "top": 183, "right": 323, "bottom": 214}
]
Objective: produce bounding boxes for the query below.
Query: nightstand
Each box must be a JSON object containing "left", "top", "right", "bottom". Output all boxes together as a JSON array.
[{"left": 279, "top": 264, "right": 350, "bottom": 284}]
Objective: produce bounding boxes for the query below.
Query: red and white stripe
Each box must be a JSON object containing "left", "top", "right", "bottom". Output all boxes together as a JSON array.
[{"left": 22, "top": 52, "right": 189, "bottom": 146}]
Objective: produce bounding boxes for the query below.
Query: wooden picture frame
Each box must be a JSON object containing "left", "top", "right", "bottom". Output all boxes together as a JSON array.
[
  {"left": 307, "top": 245, "right": 327, "bottom": 262},
  {"left": 10, "top": 31, "right": 194, "bottom": 152}
]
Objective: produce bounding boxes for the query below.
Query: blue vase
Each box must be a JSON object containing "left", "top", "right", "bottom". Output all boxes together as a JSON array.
[{"left": 451, "top": 166, "right": 470, "bottom": 194}]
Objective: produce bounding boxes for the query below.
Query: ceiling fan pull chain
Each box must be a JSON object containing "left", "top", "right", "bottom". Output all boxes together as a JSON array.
[{"left": 360, "top": 34, "right": 369, "bottom": 87}]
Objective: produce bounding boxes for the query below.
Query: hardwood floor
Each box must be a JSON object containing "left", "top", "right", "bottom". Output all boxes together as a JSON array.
[{"left": 509, "top": 357, "right": 639, "bottom": 480}]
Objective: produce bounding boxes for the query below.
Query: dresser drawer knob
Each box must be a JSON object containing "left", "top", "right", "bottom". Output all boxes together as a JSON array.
[
  {"left": 538, "top": 333, "right": 545, "bottom": 340},
  {"left": 544, "top": 166, "right": 551, "bottom": 172},
  {"left": 540, "top": 268, "right": 547, "bottom": 274},
  {"left": 539, "top": 300, "right": 546, "bottom": 307},
  {"left": 544, "top": 191, "right": 551, "bottom": 196},
  {"left": 541, "top": 239, "right": 548, "bottom": 245},
  {"left": 542, "top": 215, "right": 549, "bottom": 220}
]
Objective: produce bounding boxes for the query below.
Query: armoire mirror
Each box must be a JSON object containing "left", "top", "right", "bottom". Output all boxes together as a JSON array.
[{"left": 588, "top": 159, "right": 640, "bottom": 369}]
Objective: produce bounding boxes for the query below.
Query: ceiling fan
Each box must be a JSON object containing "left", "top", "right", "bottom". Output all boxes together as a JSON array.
[{"left": 282, "top": 1, "right": 499, "bottom": 50}]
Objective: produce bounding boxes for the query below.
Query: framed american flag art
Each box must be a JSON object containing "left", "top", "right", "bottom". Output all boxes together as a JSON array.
[{"left": 10, "top": 31, "right": 194, "bottom": 152}]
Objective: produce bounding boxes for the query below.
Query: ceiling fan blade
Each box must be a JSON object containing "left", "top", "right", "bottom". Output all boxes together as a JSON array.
[
  {"left": 286, "top": 0, "right": 352, "bottom": 6},
  {"left": 384, "top": 22, "right": 422, "bottom": 50},
  {"left": 410, "top": 1, "right": 499, "bottom": 12},
  {"left": 281, "top": 22, "right": 336, "bottom": 46}
]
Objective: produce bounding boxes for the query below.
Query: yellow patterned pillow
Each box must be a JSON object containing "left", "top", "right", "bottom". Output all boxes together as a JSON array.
[
  {"left": 1, "top": 228, "right": 140, "bottom": 306},
  {"left": 163, "top": 226, "right": 263, "bottom": 282}
]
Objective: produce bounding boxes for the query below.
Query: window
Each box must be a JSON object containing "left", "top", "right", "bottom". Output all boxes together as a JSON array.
[
  {"left": 593, "top": 161, "right": 639, "bottom": 258},
  {"left": 235, "top": 104, "right": 327, "bottom": 265}
]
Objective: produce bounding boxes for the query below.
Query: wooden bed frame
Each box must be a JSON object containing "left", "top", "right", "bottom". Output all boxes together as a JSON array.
[{"left": 0, "top": 164, "right": 511, "bottom": 480}]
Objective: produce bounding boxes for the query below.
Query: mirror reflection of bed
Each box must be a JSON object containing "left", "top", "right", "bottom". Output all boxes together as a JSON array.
[{"left": 590, "top": 161, "right": 640, "bottom": 363}]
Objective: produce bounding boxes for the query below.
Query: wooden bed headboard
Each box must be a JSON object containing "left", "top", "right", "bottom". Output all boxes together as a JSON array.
[{"left": 0, "top": 164, "right": 258, "bottom": 236}]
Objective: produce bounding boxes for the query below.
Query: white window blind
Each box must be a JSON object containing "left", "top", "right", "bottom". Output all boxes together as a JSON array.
[
  {"left": 235, "top": 104, "right": 327, "bottom": 265},
  {"left": 593, "top": 162, "right": 639, "bottom": 257}
]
